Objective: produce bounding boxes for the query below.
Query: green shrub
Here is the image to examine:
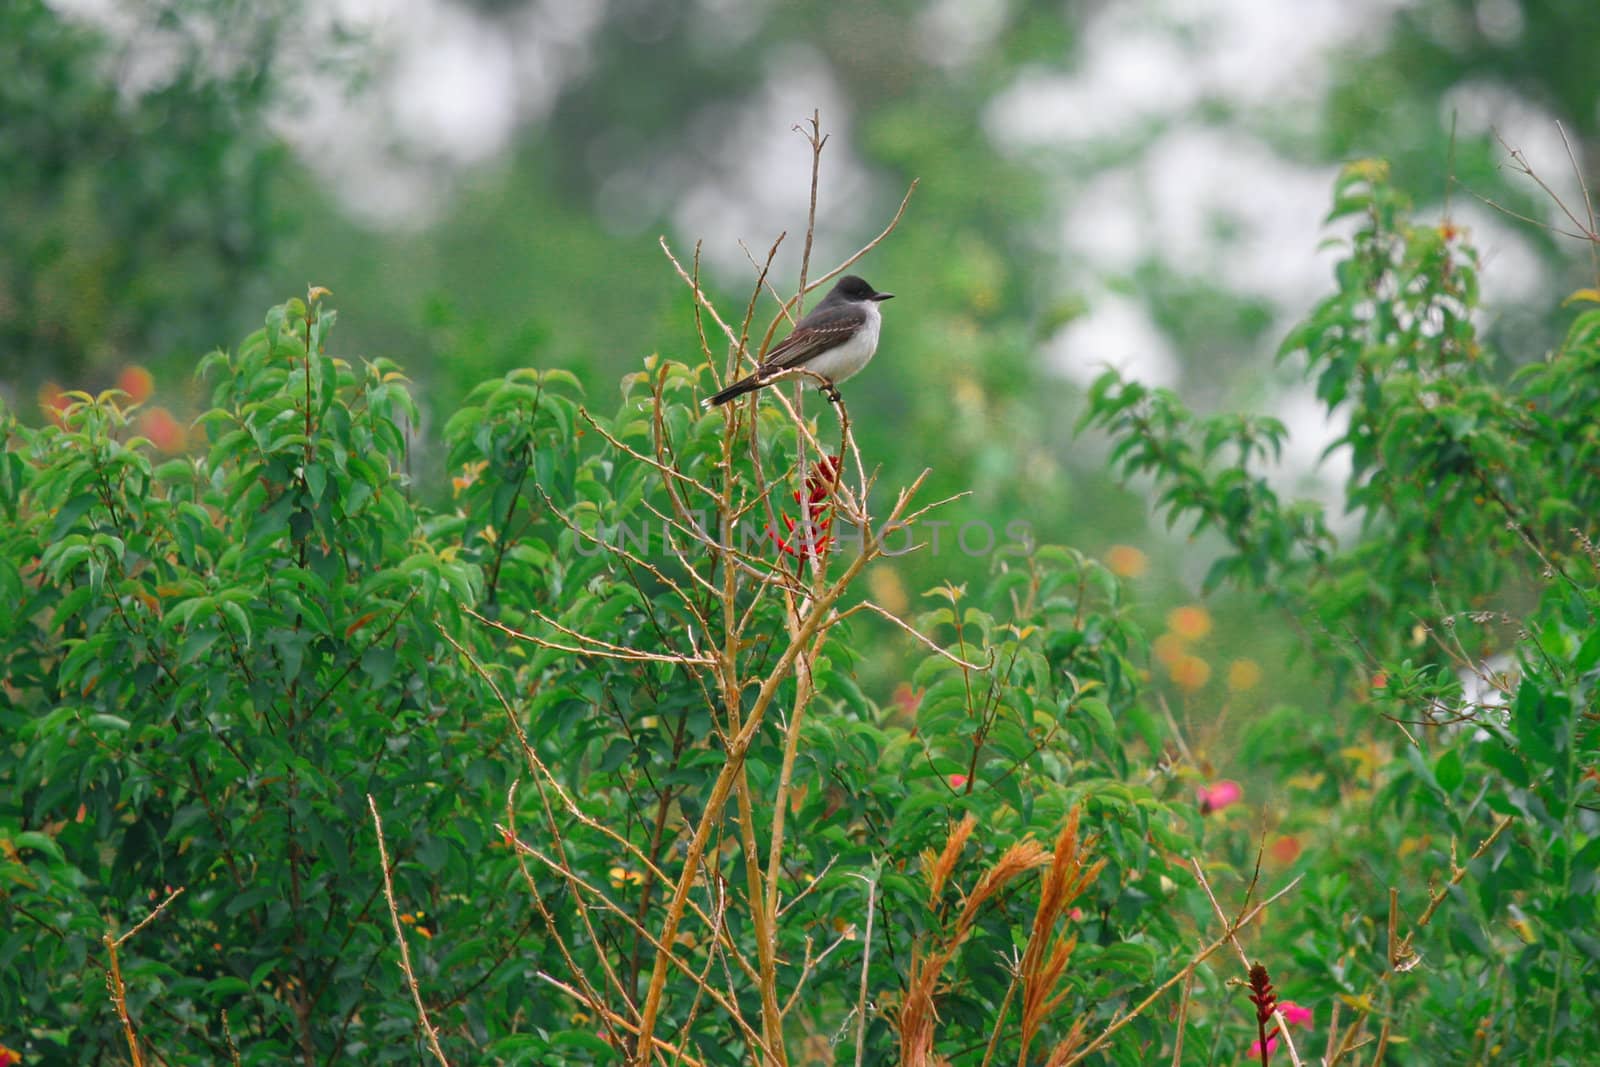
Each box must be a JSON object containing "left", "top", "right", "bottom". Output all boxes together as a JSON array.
[
  {"left": 2, "top": 287, "right": 1196, "bottom": 1064},
  {"left": 1083, "top": 160, "right": 1600, "bottom": 1062},
  {"left": 5, "top": 159, "right": 1596, "bottom": 1065}
]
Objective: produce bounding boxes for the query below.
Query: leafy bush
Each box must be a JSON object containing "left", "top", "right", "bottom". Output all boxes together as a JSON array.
[
  {"left": 1083, "top": 161, "right": 1600, "bottom": 1062},
  {"left": 4, "top": 159, "right": 1597, "bottom": 1066},
  {"left": 1, "top": 280, "right": 1199, "bottom": 1064},
  {"left": 1, "top": 296, "right": 524, "bottom": 1062}
]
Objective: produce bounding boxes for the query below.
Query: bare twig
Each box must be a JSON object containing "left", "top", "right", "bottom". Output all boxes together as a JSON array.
[
  {"left": 1191, "top": 858, "right": 1303, "bottom": 1067},
  {"left": 369, "top": 796, "right": 450, "bottom": 1066},
  {"left": 1497, "top": 129, "right": 1599, "bottom": 242},
  {"left": 1062, "top": 874, "right": 1305, "bottom": 1066},
  {"left": 500, "top": 788, "right": 634, "bottom": 1052},
  {"left": 1170, "top": 969, "right": 1196, "bottom": 1067},
  {"left": 1470, "top": 129, "right": 1599, "bottom": 245},
  {"left": 112, "top": 885, "right": 185, "bottom": 948},
  {"left": 795, "top": 110, "right": 827, "bottom": 313},
  {"left": 222, "top": 1009, "right": 242, "bottom": 1067},
  {"left": 850, "top": 867, "right": 879, "bottom": 1067},
  {"left": 514, "top": 118, "right": 927, "bottom": 1067},
  {"left": 1553, "top": 121, "right": 1600, "bottom": 285},
  {"left": 1326, "top": 814, "right": 1515, "bottom": 1065},
  {"left": 579, "top": 405, "right": 722, "bottom": 500},
  {"left": 467, "top": 606, "right": 716, "bottom": 666},
  {"left": 635, "top": 476, "right": 929, "bottom": 1062},
  {"left": 104, "top": 886, "right": 186, "bottom": 1067},
  {"left": 788, "top": 110, "right": 830, "bottom": 584},
  {"left": 535, "top": 971, "right": 709, "bottom": 1067},
  {"left": 835, "top": 599, "right": 995, "bottom": 671}
]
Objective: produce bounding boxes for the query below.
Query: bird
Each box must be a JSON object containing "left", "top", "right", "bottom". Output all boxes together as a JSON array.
[{"left": 703, "top": 275, "right": 893, "bottom": 407}]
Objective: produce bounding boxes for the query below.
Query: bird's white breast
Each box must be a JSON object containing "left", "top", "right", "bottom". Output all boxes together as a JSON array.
[{"left": 805, "top": 302, "right": 881, "bottom": 384}]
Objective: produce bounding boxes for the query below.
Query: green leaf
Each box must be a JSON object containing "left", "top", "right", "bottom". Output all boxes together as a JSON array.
[
  {"left": 13, "top": 831, "right": 67, "bottom": 863},
  {"left": 360, "top": 645, "right": 397, "bottom": 686},
  {"left": 304, "top": 461, "right": 327, "bottom": 503},
  {"left": 179, "top": 628, "right": 223, "bottom": 665},
  {"left": 203, "top": 976, "right": 253, "bottom": 999},
  {"left": 1435, "top": 747, "right": 1464, "bottom": 794},
  {"left": 1573, "top": 627, "right": 1600, "bottom": 674},
  {"left": 219, "top": 600, "right": 253, "bottom": 645}
]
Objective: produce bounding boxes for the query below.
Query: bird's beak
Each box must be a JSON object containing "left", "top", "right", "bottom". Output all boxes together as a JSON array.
[{"left": 872, "top": 292, "right": 894, "bottom": 301}]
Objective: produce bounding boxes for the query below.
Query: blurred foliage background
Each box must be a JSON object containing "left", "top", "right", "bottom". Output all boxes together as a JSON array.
[{"left": 4, "top": 0, "right": 1598, "bottom": 723}]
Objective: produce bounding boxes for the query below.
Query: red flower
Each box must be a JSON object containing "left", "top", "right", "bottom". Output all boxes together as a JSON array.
[
  {"left": 118, "top": 364, "right": 155, "bottom": 404},
  {"left": 1268, "top": 834, "right": 1302, "bottom": 864},
  {"left": 890, "top": 683, "right": 923, "bottom": 717},
  {"left": 770, "top": 455, "right": 841, "bottom": 559}
]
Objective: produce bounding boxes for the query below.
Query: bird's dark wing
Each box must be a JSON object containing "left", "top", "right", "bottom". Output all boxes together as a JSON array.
[{"left": 759, "top": 302, "right": 867, "bottom": 371}]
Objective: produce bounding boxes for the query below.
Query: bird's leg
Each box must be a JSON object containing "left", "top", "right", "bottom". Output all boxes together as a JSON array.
[{"left": 822, "top": 381, "right": 842, "bottom": 405}]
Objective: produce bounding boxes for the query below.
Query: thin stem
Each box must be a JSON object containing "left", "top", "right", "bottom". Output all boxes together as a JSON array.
[
  {"left": 369, "top": 796, "right": 451, "bottom": 1067},
  {"left": 104, "top": 887, "right": 185, "bottom": 1067}
]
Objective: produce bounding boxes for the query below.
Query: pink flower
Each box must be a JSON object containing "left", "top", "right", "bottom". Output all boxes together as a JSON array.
[
  {"left": 1246, "top": 1002, "right": 1313, "bottom": 1061},
  {"left": 948, "top": 774, "right": 969, "bottom": 790},
  {"left": 1197, "top": 779, "right": 1242, "bottom": 814},
  {"left": 1279, "top": 1001, "right": 1313, "bottom": 1028}
]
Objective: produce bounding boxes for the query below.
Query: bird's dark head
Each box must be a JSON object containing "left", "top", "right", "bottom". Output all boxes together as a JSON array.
[{"left": 833, "top": 275, "right": 894, "bottom": 302}]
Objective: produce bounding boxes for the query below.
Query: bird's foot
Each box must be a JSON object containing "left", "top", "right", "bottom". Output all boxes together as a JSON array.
[{"left": 822, "top": 382, "right": 842, "bottom": 405}]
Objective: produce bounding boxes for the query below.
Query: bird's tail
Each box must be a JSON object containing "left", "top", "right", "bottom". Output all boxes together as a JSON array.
[{"left": 702, "top": 372, "right": 768, "bottom": 408}]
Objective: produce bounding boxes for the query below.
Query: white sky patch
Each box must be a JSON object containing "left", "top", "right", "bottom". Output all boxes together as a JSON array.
[
  {"left": 1046, "top": 294, "right": 1181, "bottom": 389},
  {"left": 917, "top": 0, "right": 1014, "bottom": 71},
  {"left": 1474, "top": 0, "right": 1525, "bottom": 46},
  {"left": 1182, "top": 0, "right": 1399, "bottom": 104},
  {"left": 985, "top": 37, "right": 1198, "bottom": 147},
  {"left": 388, "top": 6, "right": 518, "bottom": 166},
  {"left": 984, "top": 0, "right": 1400, "bottom": 151},
  {"left": 1450, "top": 203, "right": 1549, "bottom": 306},
  {"left": 40, "top": 0, "right": 1579, "bottom": 315},
  {"left": 690, "top": 0, "right": 772, "bottom": 50},
  {"left": 986, "top": 0, "right": 1399, "bottom": 396},
  {"left": 670, "top": 47, "right": 875, "bottom": 284},
  {"left": 976, "top": 0, "right": 1575, "bottom": 543},
  {"left": 1270, "top": 384, "right": 1356, "bottom": 529},
  {"left": 1087, "top": 128, "right": 1343, "bottom": 311},
  {"left": 275, "top": 0, "right": 606, "bottom": 226},
  {"left": 1063, "top": 168, "right": 1147, "bottom": 275}
]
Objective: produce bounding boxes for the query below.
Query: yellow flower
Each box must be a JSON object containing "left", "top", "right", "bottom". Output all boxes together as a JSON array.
[
  {"left": 609, "top": 866, "right": 644, "bottom": 889},
  {"left": 868, "top": 564, "right": 909, "bottom": 616},
  {"left": 1227, "top": 658, "right": 1263, "bottom": 692}
]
